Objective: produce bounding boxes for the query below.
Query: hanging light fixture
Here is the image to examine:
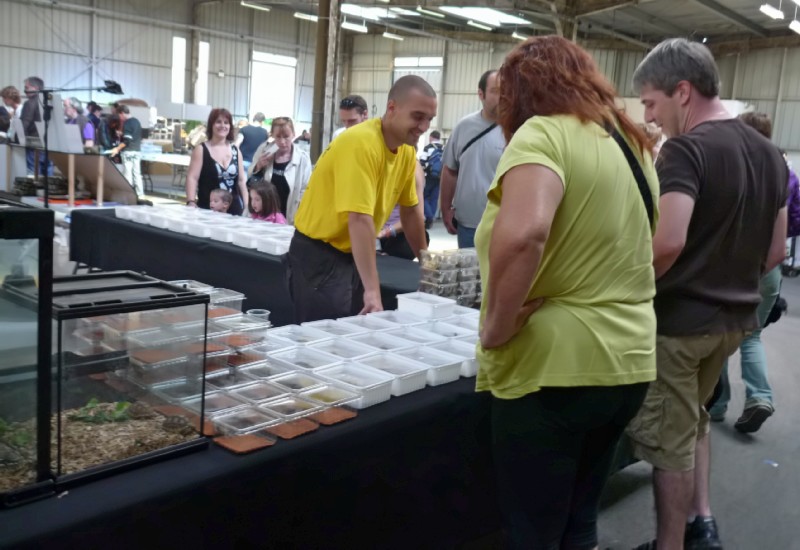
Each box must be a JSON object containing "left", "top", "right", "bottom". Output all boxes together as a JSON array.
[
  {"left": 759, "top": 1, "right": 784, "bottom": 19},
  {"left": 790, "top": 5, "right": 800, "bottom": 32},
  {"left": 294, "top": 12, "right": 318, "bottom": 22},
  {"left": 383, "top": 31, "right": 404, "bottom": 41},
  {"left": 240, "top": 1, "right": 270, "bottom": 13}
]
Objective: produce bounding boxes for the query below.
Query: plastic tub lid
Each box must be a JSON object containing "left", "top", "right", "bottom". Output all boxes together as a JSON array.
[
  {"left": 239, "top": 361, "right": 293, "bottom": 379},
  {"left": 229, "top": 381, "right": 289, "bottom": 403},
  {"left": 206, "top": 370, "right": 258, "bottom": 390},
  {"left": 456, "top": 333, "right": 479, "bottom": 346},
  {"left": 315, "top": 363, "right": 395, "bottom": 391},
  {"left": 268, "top": 346, "right": 342, "bottom": 370},
  {"left": 348, "top": 332, "right": 415, "bottom": 353},
  {"left": 337, "top": 315, "right": 397, "bottom": 331},
  {"left": 152, "top": 379, "right": 204, "bottom": 402},
  {"left": 269, "top": 324, "right": 334, "bottom": 345},
  {"left": 181, "top": 341, "right": 231, "bottom": 356},
  {"left": 429, "top": 339, "right": 476, "bottom": 360},
  {"left": 259, "top": 395, "right": 322, "bottom": 420},
  {"left": 269, "top": 371, "right": 328, "bottom": 392},
  {"left": 395, "top": 347, "right": 463, "bottom": 369},
  {"left": 396, "top": 291, "right": 457, "bottom": 306},
  {"left": 367, "top": 310, "right": 427, "bottom": 326},
  {"left": 183, "top": 391, "right": 246, "bottom": 415},
  {"left": 384, "top": 326, "right": 448, "bottom": 345},
  {"left": 308, "top": 339, "right": 377, "bottom": 361},
  {"left": 206, "top": 288, "right": 245, "bottom": 305},
  {"left": 244, "top": 335, "right": 297, "bottom": 355},
  {"left": 129, "top": 349, "right": 188, "bottom": 369},
  {"left": 301, "top": 319, "right": 371, "bottom": 337},
  {"left": 418, "top": 320, "right": 474, "bottom": 339},
  {"left": 356, "top": 352, "right": 429, "bottom": 379},
  {"left": 213, "top": 406, "right": 282, "bottom": 435},
  {"left": 299, "top": 385, "right": 360, "bottom": 407},
  {"left": 214, "top": 315, "right": 272, "bottom": 332},
  {"left": 127, "top": 329, "right": 193, "bottom": 349}
]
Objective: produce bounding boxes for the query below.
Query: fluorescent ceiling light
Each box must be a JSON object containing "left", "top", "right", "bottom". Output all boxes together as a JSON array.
[
  {"left": 512, "top": 31, "right": 529, "bottom": 41},
  {"left": 341, "top": 4, "right": 395, "bottom": 21},
  {"left": 377, "top": 0, "right": 390, "bottom": 2},
  {"left": 240, "top": 1, "right": 270, "bottom": 12},
  {"left": 791, "top": 19, "right": 800, "bottom": 33},
  {"left": 467, "top": 20, "right": 494, "bottom": 31},
  {"left": 342, "top": 21, "right": 369, "bottom": 33},
  {"left": 383, "top": 31, "right": 404, "bottom": 41},
  {"left": 439, "top": 7, "right": 529, "bottom": 26},
  {"left": 759, "top": 3, "right": 784, "bottom": 19},
  {"left": 417, "top": 6, "right": 445, "bottom": 18},
  {"left": 294, "top": 12, "right": 318, "bottom": 22},
  {"left": 390, "top": 7, "right": 420, "bottom": 16}
]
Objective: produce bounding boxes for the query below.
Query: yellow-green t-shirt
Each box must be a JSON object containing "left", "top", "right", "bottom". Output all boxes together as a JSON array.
[
  {"left": 294, "top": 118, "right": 418, "bottom": 253},
  {"left": 474, "top": 115, "right": 659, "bottom": 399}
]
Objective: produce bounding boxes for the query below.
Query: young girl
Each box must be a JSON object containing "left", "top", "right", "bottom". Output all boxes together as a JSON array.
[{"left": 249, "top": 182, "right": 287, "bottom": 224}]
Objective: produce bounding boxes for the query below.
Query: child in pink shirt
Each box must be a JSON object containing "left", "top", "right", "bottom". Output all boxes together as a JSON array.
[{"left": 248, "top": 182, "right": 287, "bottom": 224}]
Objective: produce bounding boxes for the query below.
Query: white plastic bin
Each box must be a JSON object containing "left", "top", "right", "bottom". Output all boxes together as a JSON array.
[
  {"left": 302, "top": 319, "right": 371, "bottom": 338},
  {"left": 337, "top": 315, "right": 397, "bottom": 332},
  {"left": 269, "top": 324, "right": 333, "bottom": 345},
  {"left": 308, "top": 339, "right": 377, "bottom": 361},
  {"left": 315, "top": 363, "right": 394, "bottom": 409},
  {"left": 394, "top": 347, "right": 462, "bottom": 386},
  {"left": 355, "top": 353, "right": 429, "bottom": 396},
  {"left": 383, "top": 326, "right": 448, "bottom": 346},
  {"left": 429, "top": 339, "right": 478, "bottom": 377},
  {"left": 268, "top": 346, "right": 342, "bottom": 371},
  {"left": 367, "top": 310, "right": 427, "bottom": 326},
  {"left": 418, "top": 320, "right": 474, "bottom": 339},
  {"left": 348, "top": 331, "right": 416, "bottom": 353},
  {"left": 396, "top": 292, "right": 456, "bottom": 319}
]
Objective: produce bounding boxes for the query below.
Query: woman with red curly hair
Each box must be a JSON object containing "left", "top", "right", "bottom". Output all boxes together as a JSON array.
[{"left": 474, "top": 36, "right": 659, "bottom": 549}]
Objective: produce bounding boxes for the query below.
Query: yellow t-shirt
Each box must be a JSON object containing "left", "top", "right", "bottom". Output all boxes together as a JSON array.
[
  {"left": 475, "top": 115, "right": 659, "bottom": 399},
  {"left": 294, "top": 118, "right": 418, "bottom": 253}
]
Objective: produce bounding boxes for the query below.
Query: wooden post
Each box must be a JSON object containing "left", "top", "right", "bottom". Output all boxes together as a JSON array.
[
  {"left": 97, "top": 156, "right": 105, "bottom": 206},
  {"left": 68, "top": 154, "right": 75, "bottom": 208}
]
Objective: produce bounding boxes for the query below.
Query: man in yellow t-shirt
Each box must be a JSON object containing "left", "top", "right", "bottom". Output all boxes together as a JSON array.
[{"left": 287, "top": 75, "right": 436, "bottom": 322}]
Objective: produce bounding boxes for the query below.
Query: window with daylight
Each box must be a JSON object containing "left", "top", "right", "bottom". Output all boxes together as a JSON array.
[
  {"left": 250, "top": 51, "right": 298, "bottom": 120},
  {"left": 195, "top": 41, "right": 210, "bottom": 105},
  {"left": 171, "top": 36, "right": 187, "bottom": 103}
]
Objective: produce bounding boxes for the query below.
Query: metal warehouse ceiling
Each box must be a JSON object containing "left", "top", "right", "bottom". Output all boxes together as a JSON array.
[{"left": 225, "top": 0, "right": 800, "bottom": 51}]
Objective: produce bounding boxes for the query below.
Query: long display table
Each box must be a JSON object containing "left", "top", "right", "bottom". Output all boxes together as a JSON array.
[
  {"left": 69, "top": 209, "right": 421, "bottom": 327},
  {"left": 0, "top": 378, "right": 498, "bottom": 550}
]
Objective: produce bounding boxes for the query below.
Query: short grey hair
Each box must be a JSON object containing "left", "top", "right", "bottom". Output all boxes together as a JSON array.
[
  {"left": 633, "top": 38, "right": 720, "bottom": 98},
  {"left": 67, "top": 97, "right": 84, "bottom": 115}
]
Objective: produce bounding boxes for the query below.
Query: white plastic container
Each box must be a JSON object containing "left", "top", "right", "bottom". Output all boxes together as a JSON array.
[
  {"left": 429, "top": 339, "right": 478, "bottom": 377},
  {"left": 148, "top": 212, "right": 171, "bottom": 229},
  {"left": 299, "top": 384, "right": 360, "bottom": 407},
  {"left": 209, "top": 224, "right": 242, "bottom": 243},
  {"left": 337, "top": 315, "right": 397, "bottom": 332},
  {"left": 268, "top": 324, "right": 333, "bottom": 345},
  {"left": 394, "top": 347, "right": 463, "bottom": 386},
  {"left": 114, "top": 205, "right": 138, "bottom": 220},
  {"left": 206, "top": 369, "right": 259, "bottom": 390},
  {"left": 239, "top": 360, "right": 294, "bottom": 380},
  {"left": 367, "top": 310, "right": 427, "bottom": 326},
  {"left": 383, "top": 326, "right": 448, "bottom": 346},
  {"left": 302, "top": 319, "right": 370, "bottom": 338},
  {"left": 243, "top": 335, "right": 297, "bottom": 355},
  {"left": 228, "top": 381, "right": 289, "bottom": 404},
  {"left": 450, "top": 305, "right": 480, "bottom": 317},
  {"left": 440, "top": 315, "right": 480, "bottom": 332},
  {"left": 315, "top": 363, "right": 394, "bottom": 409},
  {"left": 269, "top": 371, "right": 328, "bottom": 392},
  {"left": 256, "top": 235, "right": 293, "bottom": 256},
  {"left": 206, "top": 288, "right": 246, "bottom": 312},
  {"left": 183, "top": 390, "right": 247, "bottom": 416},
  {"left": 396, "top": 292, "right": 456, "bottom": 319},
  {"left": 259, "top": 395, "right": 323, "bottom": 420},
  {"left": 152, "top": 379, "right": 204, "bottom": 404},
  {"left": 348, "top": 331, "right": 416, "bottom": 353},
  {"left": 268, "top": 346, "right": 342, "bottom": 371},
  {"left": 308, "top": 339, "right": 377, "bottom": 361},
  {"left": 187, "top": 219, "right": 230, "bottom": 239},
  {"left": 212, "top": 406, "right": 281, "bottom": 435},
  {"left": 166, "top": 217, "right": 192, "bottom": 234},
  {"left": 129, "top": 208, "right": 151, "bottom": 224},
  {"left": 418, "top": 320, "right": 474, "bottom": 339},
  {"left": 456, "top": 333, "right": 479, "bottom": 346},
  {"left": 355, "top": 353, "right": 429, "bottom": 396}
]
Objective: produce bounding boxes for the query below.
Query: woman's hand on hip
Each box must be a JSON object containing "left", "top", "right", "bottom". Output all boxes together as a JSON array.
[{"left": 480, "top": 298, "right": 544, "bottom": 349}]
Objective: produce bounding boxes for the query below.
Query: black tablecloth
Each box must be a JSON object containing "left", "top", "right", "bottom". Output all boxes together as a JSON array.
[
  {"left": 0, "top": 378, "right": 498, "bottom": 550},
  {"left": 69, "top": 209, "right": 421, "bottom": 327}
]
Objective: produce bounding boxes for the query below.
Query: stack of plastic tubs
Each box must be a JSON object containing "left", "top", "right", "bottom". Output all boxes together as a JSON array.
[{"left": 418, "top": 249, "right": 482, "bottom": 308}]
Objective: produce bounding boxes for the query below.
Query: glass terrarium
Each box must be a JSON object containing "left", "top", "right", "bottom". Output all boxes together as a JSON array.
[
  {"left": 48, "top": 273, "right": 210, "bottom": 487},
  {"left": 0, "top": 197, "right": 54, "bottom": 507}
]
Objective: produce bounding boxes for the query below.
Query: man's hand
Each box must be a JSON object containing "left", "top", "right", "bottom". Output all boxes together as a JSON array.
[
  {"left": 359, "top": 289, "right": 384, "bottom": 315},
  {"left": 442, "top": 207, "right": 457, "bottom": 235},
  {"left": 481, "top": 298, "right": 544, "bottom": 349}
]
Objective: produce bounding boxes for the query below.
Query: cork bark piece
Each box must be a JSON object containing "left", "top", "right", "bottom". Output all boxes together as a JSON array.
[
  {"left": 264, "top": 419, "right": 319, "bottom": 439},
  {"left": 310, "top": 407, "right": 358, "bottom": 426},
  {"left": 214, "top": 434, "right": 276, "bottom": 454}
]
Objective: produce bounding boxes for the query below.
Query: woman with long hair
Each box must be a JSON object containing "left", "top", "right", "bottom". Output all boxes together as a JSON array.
[
  {"left": 248, "top": 116, "right": 312, "bottom": 224},
  {"left": 186, "top": 108, "right": 248, "bottom": 215},
  {"left": 475, "top": 36, "right": 659, "bottom": 549}
]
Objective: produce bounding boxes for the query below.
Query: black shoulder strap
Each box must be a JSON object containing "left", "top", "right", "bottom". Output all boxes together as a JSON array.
[
  {"left": 458, "top": 123, "right": 498, "bottom": 161},
  {"left": 609, "top": 127, "right": 655, "bottom": 228}
]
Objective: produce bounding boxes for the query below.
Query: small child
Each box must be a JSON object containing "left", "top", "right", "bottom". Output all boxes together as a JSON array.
[
  {"left": 249, "top": 182, "right": 287, "bottom": 224},
  {"left": 209, "top": 188, "right": 232, "bottom": 213}
]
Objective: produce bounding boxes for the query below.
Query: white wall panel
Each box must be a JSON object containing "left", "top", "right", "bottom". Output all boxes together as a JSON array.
[{"left": 736, "top": 48, "right": 782, "bottom": 100}]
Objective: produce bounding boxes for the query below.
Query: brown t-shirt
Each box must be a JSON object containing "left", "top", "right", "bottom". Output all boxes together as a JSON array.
[{"left": 654, "top": 119, "right": 787, "bottom": 336}]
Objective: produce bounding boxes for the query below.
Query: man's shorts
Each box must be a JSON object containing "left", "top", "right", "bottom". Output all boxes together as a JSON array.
[{"left": 626, "top": 331, "right": 745, "bottom": 471}]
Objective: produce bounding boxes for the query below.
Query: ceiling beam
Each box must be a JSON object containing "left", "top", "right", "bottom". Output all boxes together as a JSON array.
[
  {"left": 583, "top": 19, "right": 652, "bottom": 48},
  {"left": 707, "top": 33, "right": 800, "bottom": 55},
  {"left": 575, "top": 0, "right": 637, "bottom": 18},
  {"left": 620, "top": 6, "right": 690, "bottom": 37},
  {"left": 691, "top": 0, "right": 769, "bottom": 38}
]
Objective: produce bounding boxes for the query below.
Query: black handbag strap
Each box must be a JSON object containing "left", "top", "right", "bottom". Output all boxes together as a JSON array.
[
  {"left": 458, "top": 123, "right": 498, "bottom": 161},
  {"left": 608, "top": 127, "right": 655, "bottom": 228}
]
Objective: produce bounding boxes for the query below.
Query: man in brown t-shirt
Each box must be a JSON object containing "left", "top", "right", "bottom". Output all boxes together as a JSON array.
[{"left": 627, "top": 39, "right": 788, "bottom": 550}]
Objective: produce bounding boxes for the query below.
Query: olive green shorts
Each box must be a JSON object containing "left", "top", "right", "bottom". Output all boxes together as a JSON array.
[{"left": 626, "top": 331, "right": 745, "bottom": 471}]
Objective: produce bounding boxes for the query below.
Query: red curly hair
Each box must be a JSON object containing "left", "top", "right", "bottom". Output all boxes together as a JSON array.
[{"left": 498, "top": 36, "right": 650, "bottom": 155}]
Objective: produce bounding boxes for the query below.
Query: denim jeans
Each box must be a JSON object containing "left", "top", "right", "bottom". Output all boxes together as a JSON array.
[
  {"left": 710, "top": 266, "right": 781, "bottom": 415},
  {"left": 26, "top": 149, "right": 53, "bottom": 177},
  {"left": 423, "top": 182, "right": 439, "bottom": 222},
  {"left": 457, "top": 223, "right": 476, "bottom": 249}
]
